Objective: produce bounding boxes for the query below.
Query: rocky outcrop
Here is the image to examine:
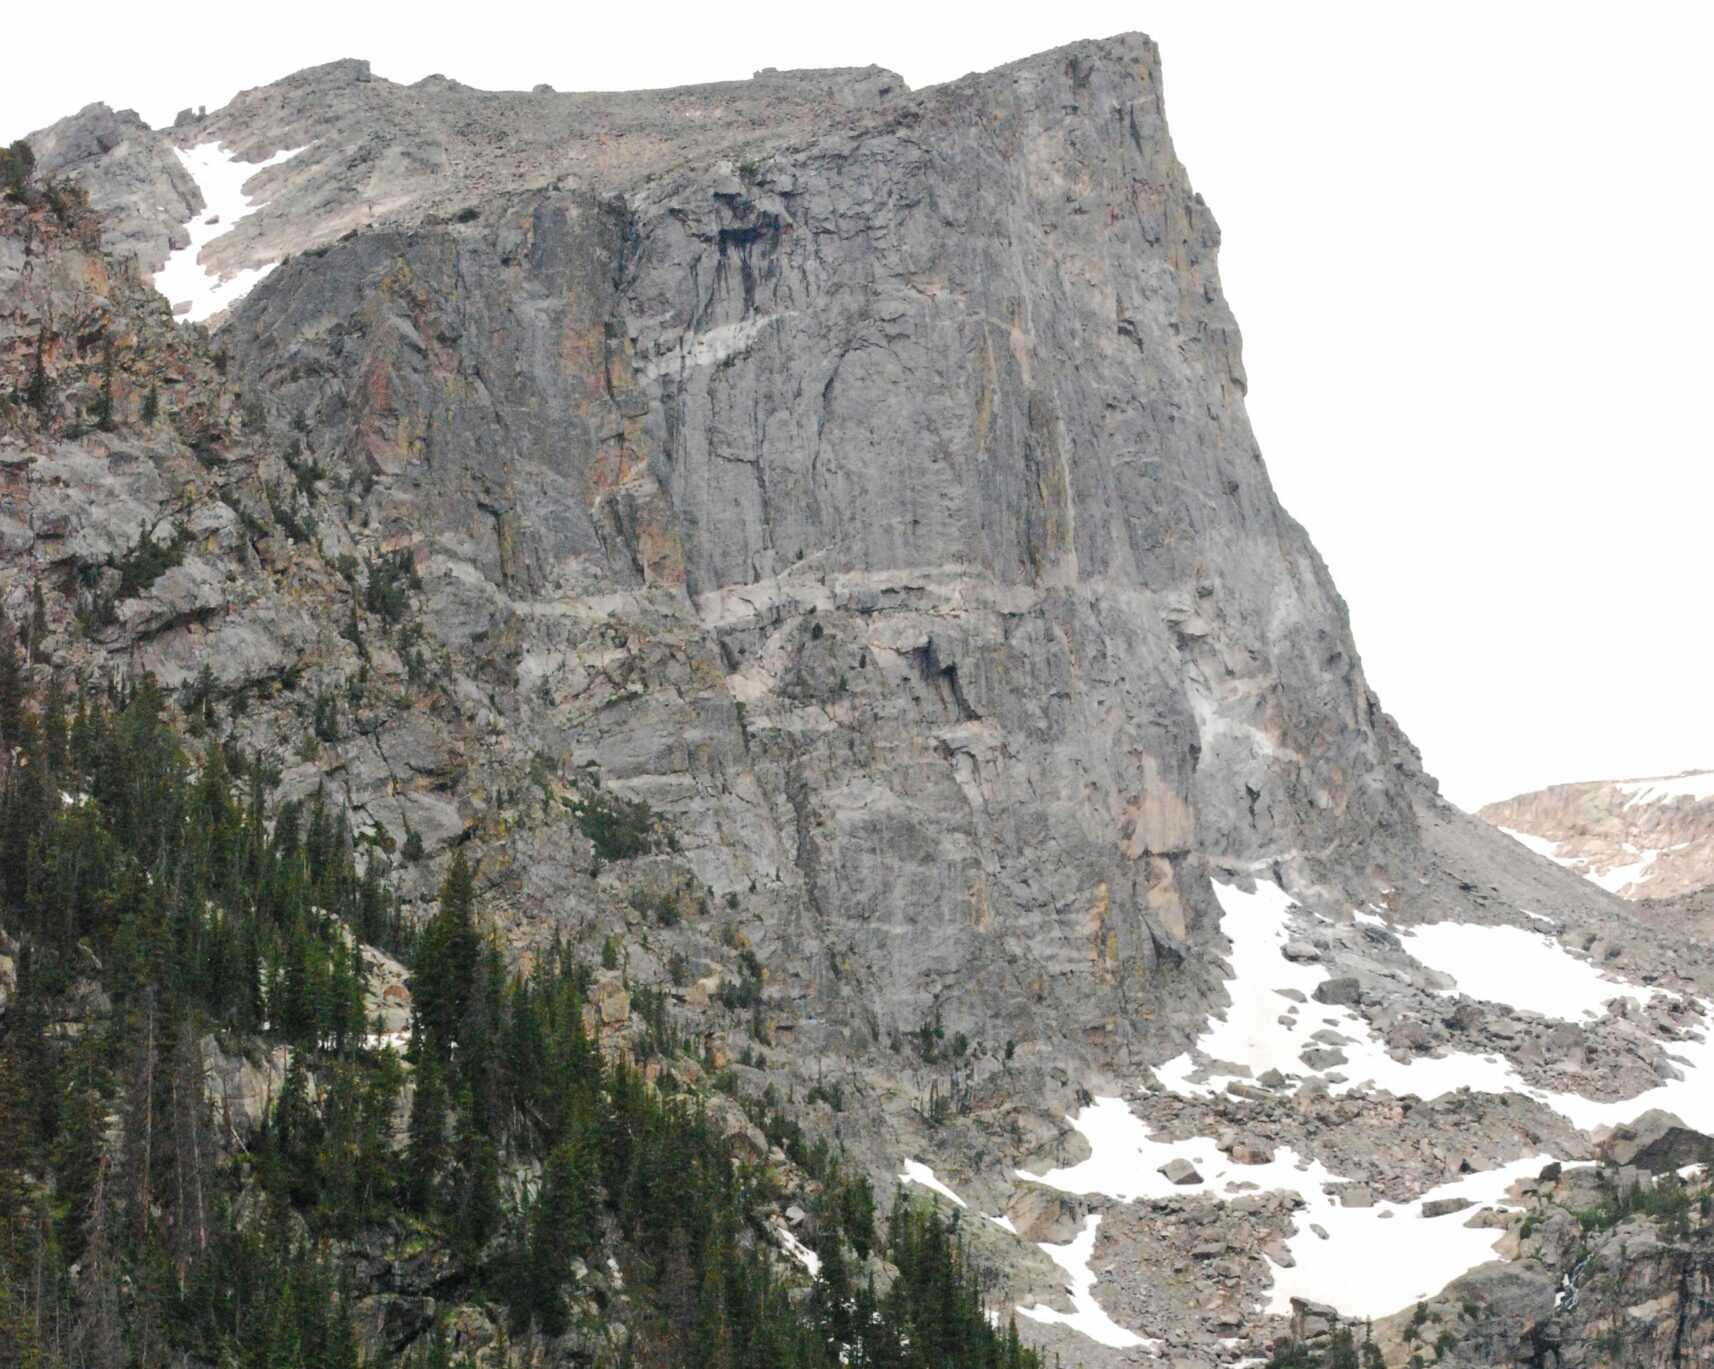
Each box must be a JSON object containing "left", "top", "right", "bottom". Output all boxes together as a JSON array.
[
  {"left": 27, "top": 103, "right": 199, "bottom": 273},
  {"left": 29, "top": 59, "right": 911, "bottom": 289},
  {"left": 1429, "top": 1163, "right": 1714, "bottom": 1369},
  {"left": 1481, "top": 773, "right": 1714, "bottom": 901}
]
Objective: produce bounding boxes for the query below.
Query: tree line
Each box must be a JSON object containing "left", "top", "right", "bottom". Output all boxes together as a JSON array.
[{"left": 0, "top": 616, "right": 1040, "bottom": 1368}]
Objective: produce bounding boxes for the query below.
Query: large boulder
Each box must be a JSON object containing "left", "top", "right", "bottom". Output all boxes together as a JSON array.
[{"left": 1603, "top": 1109, "right": 1714, "bottom": 1172}]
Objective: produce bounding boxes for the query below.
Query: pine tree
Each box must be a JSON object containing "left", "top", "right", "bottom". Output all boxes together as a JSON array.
[
  {"left": 404, "top": 1056, "right": 449, "bottom": 1215},
  {"left": 412, "top": 850, "right": 479, "bottom": 1060},
  {"left": 449, "top": 1101, "right": 500, "bottom": 1265},
  {"left": 0, "top": 609, "right": 24, "bottom": 748}
]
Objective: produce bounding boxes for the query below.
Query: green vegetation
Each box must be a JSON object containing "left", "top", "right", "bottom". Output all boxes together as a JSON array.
[
  {"left": 574, "top": 784, "right": 658, "bottom": 861},
  {"left": 0, "top": 623, "right": 395, "bottom": 1362},
  {"left": 363, "top": 549, "right": 420, "bottom": 625},
  {"left": 1574, "top": 1173, "right": 1709, "bottom": 1238},
  {"left": 114, "top": 522, "right": 191, "bottom": 599},
  {"left": 1268, "top": 1324, "right": 1386, "bottom": 1369},
  {"left": 0, "top": 630, "right": 1039, "bottom": 1368},
  {"left": 0, "top": 140, "right": 33, "bottom": 199}
]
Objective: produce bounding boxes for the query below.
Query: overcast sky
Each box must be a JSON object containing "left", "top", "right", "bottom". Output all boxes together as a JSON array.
[{"left": 8, "top": 2, "right": 1711, "bottom": 809}]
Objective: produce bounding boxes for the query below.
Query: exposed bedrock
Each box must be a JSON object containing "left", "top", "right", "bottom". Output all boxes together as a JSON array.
[{"left": 219, "top": 35, "right": 1428, "bottom": 1077}]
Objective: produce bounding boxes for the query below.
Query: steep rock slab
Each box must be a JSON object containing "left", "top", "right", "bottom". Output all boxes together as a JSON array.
[{"left": 223, "top": 35, "right": 1422, "bottom": 1074}]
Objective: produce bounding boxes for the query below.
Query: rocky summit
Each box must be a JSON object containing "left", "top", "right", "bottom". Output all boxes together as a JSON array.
[{"left": 3, "top": 34, "right": 1712, "bottom": 1369}]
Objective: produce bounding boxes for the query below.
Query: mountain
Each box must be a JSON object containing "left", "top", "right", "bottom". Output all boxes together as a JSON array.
[
  {"left": 5, "top": 36, "right": 1713, "bottom": 1368},
  {"left": 1482, "top": 772, "right": 1714, "bottom": 901}
]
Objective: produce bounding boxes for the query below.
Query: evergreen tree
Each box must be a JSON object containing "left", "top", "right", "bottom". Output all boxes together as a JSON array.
[
  {"left": 412, "top": 850, "right": 479, "bottom": 1060},
  {"left": 404, "top": 1055, "right": 450, "bottom": 1215}
]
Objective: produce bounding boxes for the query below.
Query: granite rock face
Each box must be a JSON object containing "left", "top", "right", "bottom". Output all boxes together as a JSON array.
[{"left": 208, "top": 35, "right": 1433, "bottom": 1076}]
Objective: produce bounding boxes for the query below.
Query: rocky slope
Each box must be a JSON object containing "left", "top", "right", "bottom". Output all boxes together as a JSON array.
[
  {"left": 1482, "top": 773, "right": 1714, "bottom": 902},
  {"left": 10, "top": 35, "right": 1714, "bottom": 1367}
]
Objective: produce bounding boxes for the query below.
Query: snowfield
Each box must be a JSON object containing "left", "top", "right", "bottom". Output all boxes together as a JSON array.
[
  {"left": 1400, "top": 919, "right": 1659, "bottom": 1021},
  {"left": 987, "top": 880, "right": 1714, "bottom": 1344},
  {"left": 153, "top": 141, "right": 307, "bottom": 323},
  {"left": 898, "top": 1159, "right": 966, "bottom": 1208},
  {"left": 1153, "top": 883, "right": 1524, "bottom": 1102},
  {"left": 1018, "top": 1097, "right": 1548, "bottom": 1321}
]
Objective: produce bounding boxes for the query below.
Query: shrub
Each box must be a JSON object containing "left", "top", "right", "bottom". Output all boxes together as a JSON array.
[
  {"left": 116, "top": 522, "right": 191, "bottom": 599},
  {"left": 575, "top": 788, "right": 656, "bottom": 861},
  {"left": 0, "top": 139, "right": 36, "bottom": 198}
]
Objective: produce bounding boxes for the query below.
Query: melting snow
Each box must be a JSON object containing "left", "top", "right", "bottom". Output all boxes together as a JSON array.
[
  {"left": 1175, "top": 882, "right": 1714, "bottom": 1132},
  {"left": 1499, "top": 824, "right": 1660, "bottom": 893},
  {"left": 153, "top": 141, "right": 307, "bottom": 323},
  {"left": 1263, "top": 1154, "right": 1549, "bottom": 1316},
  {"left": 1400, "top": 921, "right": 1659, "bottom": 1021},
  {"left": 1586, "top": 848, "right": 1659, "bottom": 894},
  {"left": 1017, "top": 1098, "right": 1547, "bottom": 1321},
  {"left": 1499, "top": 826, "right": 1565, "bottom": 860},
  {"left": 1016, "top": 1214, "right": 1156, "bottom": 1350},
  {"left": 899, "top": 1159, "right": 967, "bottom": 1208},
  {"left": 951, "top": 879, "right": 1714, "bottom": 1341},
  {"left": 1153, "top": 883, "right": 1524, "bottom": 1101},
  {"left": 1501, "top": 825, "right": 1659, "bottom": 897},
  {"left": 773, "top": 1223, "right": 821, "bottom": 1276}
]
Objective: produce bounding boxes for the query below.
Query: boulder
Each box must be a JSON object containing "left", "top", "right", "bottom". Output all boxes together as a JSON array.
[
  {"left": 1443, "top": 1261, "right": 1558, "bottom": 1330},
  {"left": 1603, "top": 1109, "right": 1714, "bottom": 1173},
  {"left": 1313, "top": 976, "right": 1362, "bottom": 1006}
]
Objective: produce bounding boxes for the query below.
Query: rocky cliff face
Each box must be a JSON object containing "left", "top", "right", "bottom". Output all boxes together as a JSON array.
[
  {"left": 1482, "top": 773, "right": 1714, "bottom": 903},
  {"left": 12, "top": 34, "right": 1714, "bottom": 1368},
  {"left": 216, "top": 36, "right": 1435, "bottom": 1077}
]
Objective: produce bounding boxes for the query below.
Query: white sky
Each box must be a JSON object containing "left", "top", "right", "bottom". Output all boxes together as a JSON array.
[{"left": 9, "top": 1, "right": 1711, "bottom": 809}]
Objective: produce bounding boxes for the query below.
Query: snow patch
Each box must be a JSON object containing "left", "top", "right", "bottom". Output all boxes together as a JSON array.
[
  {"left": 1619, "top": 772, "right": 1714, "bottom": 807},
  {"left": 1499, "top": 826, "right": 1566, "bottom": 861},
  {"left": 1586, "top": 848, "right": 1659, "bottom": 894},
  {"left": 1400, "top": 921, "right": 1660, "bottom": 1022},
  {"left": 1153, "top": 883, "right": 1525, "bottom": 1102},
  {"left": 948, "top": 880, "right": 1714, "bottom": 1334},
  {"left": 1499, "top": 823, "right": 1662, "bottom": 893},
  {"left": 899, "top": 1159, "right": 967, "bottom": 1208},
  {"left": 1263, "top": 1154, "right": 1548, "bottom": 1317},
  {"left": 773, "top": 1223, "right": 821, "bottom": 1277},
  {"left": 1016, "top": 1214, "right": 1156, "bottom": 1350},
  {"left": 1177, "top": 882, "right": 1714, "bottom": 1133},
  {"left": 1018, "top": 1097, "right": 1547, "bottom": 1321},
  {"left": 153, "top": 142, "right": 307, "bottom": 324}
]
